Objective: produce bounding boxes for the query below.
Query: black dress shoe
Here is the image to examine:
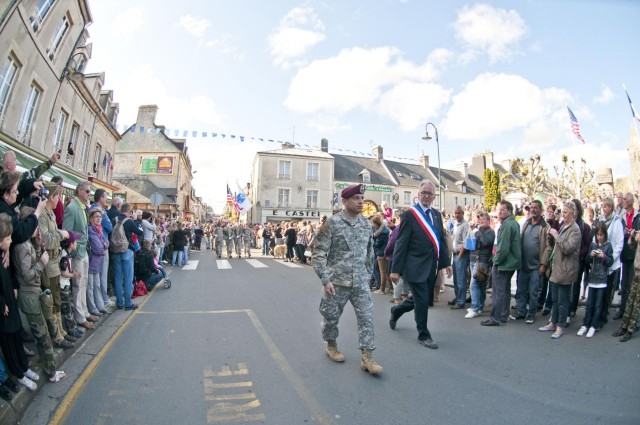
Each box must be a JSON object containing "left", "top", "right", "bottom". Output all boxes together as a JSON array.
[
  {"left": 450, "top": 304, "right": 464, "bottom": 310},
  {"left": 125, "top": 304, "right": 139, "bottom": 311},
  {"left": 612, "top": 327, "right": 626, "bottom": 337},
  {"left": 620, "top": 332, "right": 632, "bottom": 342},
  {"left": 481, "top": 319, "right": 500, "bottom": 326},
  {"left": 2, "top": 379, "right": 18, "bottom": 393},
  {"left": 447, "top": 299, "right": 456, "bottom": 306},
  {"left": 418, "top": 338, "right": 438, "bottom": 349}
]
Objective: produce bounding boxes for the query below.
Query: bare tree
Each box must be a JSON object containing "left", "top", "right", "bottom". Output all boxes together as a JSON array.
[
  {"left": 549, "top": 154, "right": 596, "bottom": 200},
  {"left": 500, "top": 154, "right": 547, "bottom": 200}
]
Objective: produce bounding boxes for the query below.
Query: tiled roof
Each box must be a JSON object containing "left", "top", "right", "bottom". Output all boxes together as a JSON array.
[
  {"left": 332, "top": 154, "right": 396, "bottom": 185},
  {"left": 114, "top": 177, "right": 178, "bottom": 204}
]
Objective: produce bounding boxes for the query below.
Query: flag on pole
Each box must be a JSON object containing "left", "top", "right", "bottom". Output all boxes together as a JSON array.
[
  {"left": 567, "top": 106, "right": 585, "bottom": 144},
  {"left": 624, "top": 86, "right": 640, "bottom": 123},
  {"left": 235, "top": 182, "right": 252, "bottom": 212},
  {"left": 226, "top": 184, "right": 234, "bottom": 204}
]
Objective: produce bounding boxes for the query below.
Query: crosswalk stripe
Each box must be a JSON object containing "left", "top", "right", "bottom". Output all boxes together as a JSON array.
[
  {"left": 278, "top": 260, "right": 303, "bottom": 268},
  {"left": 216, "top": 260, "right": 232, "bottom": 269},
  {"left": 245, "top": 259, "right": 268, "bottom": 268},
  {"left": 182, "top": 260, "right": 198, "bottom": 270}
]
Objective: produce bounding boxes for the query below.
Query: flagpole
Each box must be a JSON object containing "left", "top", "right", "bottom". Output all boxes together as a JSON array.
[{"left": 623, "top": 83, "right": 640, "bottom": 143}]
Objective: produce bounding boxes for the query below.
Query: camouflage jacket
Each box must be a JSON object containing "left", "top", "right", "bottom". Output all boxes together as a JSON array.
[{"left": 312, "top": 211, "right": 373, "bottom": 288}]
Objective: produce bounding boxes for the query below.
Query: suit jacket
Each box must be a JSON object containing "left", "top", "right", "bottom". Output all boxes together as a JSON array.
[{"left": 391, "top": 205, "right": 451, "bottom": 283}]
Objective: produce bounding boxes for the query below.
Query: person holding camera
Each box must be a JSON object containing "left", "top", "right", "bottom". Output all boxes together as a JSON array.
[{"left": 465, "top": 211, "right": 495, "bottom": 319}]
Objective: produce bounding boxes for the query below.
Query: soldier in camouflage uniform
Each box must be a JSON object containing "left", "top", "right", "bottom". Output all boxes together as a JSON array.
[
  {"left": 14, "top": 207, "right": 67, "bottom": 383},
  {"left": 242, "top": 223, "right": 253, "bottom": 258},
  {"left": 222, "top": 223, "right": 234, "bottom": 258},
  {"left": 312, "top": 184, "right": 382, "bottom": 374},
  {"left": 214, "top": 222, "right": 225, "bottom": 259},
  {"left": 233, "top": 223, "right": 243, "bottom": 258}
]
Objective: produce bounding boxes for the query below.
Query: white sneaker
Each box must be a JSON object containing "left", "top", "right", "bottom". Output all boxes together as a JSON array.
[
  {"left": 465, "top": 310, "right": 480, "bottom": 319},
  {"left": 577, "top": 326, "right": 588, "bottom": 336},
  {"left": 18, "top": 376, "right": 37, "bottom": 391},
  {"left": 586, "top": 327, "right": 596, "bottom": 338},
  {"left": 25, "top": 369, "right": 39, "bottom": 381}
]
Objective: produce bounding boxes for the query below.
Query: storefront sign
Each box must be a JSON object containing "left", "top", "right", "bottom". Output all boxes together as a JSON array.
[
  {"left": 335, "top": 183, "right": 393, "bottom": 192},
  {"left": 140, "top": 156, "right": 174, "bottom": 175},
  {"left": 271, "top": 209, "right": 323, "bottom": 217}
]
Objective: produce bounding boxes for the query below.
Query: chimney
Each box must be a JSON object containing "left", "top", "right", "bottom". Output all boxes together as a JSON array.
[
  {"left": 320, "top": 138, "right": 329, "bottom": 152},
  {"left": 469, "top": 153, "right": 486, "bottom": 177},
  {"left": 372, "top": 145, "right": 383, "bottom": 161},
  {"left": 483, "top": 150, "right": 494, "bottom": 169},
  {"left": 459, "top": 162, "right": 468, "bottom": 178},
  {"left": 281, "top": 142, "right": 294, "bottom": 149},
  {"left": 419, "top": 154, "right": 429, "bottom": 169},
  {"left": 136, "top": 105, "right": 158, "bottom": 128}
]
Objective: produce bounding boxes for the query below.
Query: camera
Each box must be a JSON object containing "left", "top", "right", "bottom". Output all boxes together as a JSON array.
[{"left": 39, "top": 186, "right": 48, "bottom": 200}]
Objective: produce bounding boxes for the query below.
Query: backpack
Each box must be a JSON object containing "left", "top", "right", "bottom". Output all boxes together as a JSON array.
[{"left": 109, "top": 217, "right": 131, "bottom": 253}]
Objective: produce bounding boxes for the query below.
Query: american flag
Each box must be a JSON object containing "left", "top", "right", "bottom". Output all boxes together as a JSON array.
[
  {"left": 226, "top": 184, "right": 234, "bottom": 204},
  {"left": 567, "top": 106, "right": 585, "bottom": 144}
]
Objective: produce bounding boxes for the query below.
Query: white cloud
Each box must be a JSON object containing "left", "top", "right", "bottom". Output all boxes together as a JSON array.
[
  {"left": 453, "top": 4, "right": 527, "bottom": 63},
  {"left": 110, "top": 6, "right": 145, "bottom": 39},
  {"left": 593, "top": 85, "right": 615, "bottom": 105},
  {"left": 305, "top": 115, "right": 351, "bottom": 133},
  {"left": 442, "top": 73, "right": 570, "bottom": 140},
  {"left": 205, "top": 34, "right": 244, "bottom": 60},
  {"left": 178, "top": 15, "right": 211, "bottom": 38},
  {"left": 268, "top": 6, "right": 326, "bottom": 69},
  {"left": 284, "top": 46, "right": 453, "bottom": 130}
]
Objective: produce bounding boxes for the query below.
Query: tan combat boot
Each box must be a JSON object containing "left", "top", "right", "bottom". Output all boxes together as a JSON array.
[
  {"left": 325, "top": 341, "right": 345, "bottom": 362},
  {"left": 360, "top": 349, "right": 383, "bottom": 374}
]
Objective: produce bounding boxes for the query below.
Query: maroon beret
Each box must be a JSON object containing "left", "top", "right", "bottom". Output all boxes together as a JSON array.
[{"left": 341, "top": 184, "right": 365, "bottom": 199}]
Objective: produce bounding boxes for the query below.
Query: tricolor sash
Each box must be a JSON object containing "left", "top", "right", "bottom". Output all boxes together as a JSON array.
[{"left": 410, "top": 205, "right": 440, "bottom": 261}]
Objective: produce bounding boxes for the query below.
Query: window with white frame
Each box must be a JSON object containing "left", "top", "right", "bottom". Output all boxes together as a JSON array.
[
  {"left": 278, "top": 160, "right": 291, "bottom": 180},
  {"left": 383, "top": 193, "right": 392, "bottom": 207},
  {"left": 306, "top": 190, "right": 318, "bottom": 208},
  {"left": 46, "top": 15, "right": 69, "bottom": 60},
  {"left": 92, "top": 143, "right": 101, "bottom": 174},
  {"left": 52, "top": 110, "right": 67, "bottom": 151},
  {"left": 362, "top": 172, "right": 371, "bottom": 183},
  {"left": 307, "top": 162, "right": 319, "bottom": 181},
  {"left": 0, "top": 56, "right": 18, "bottom": 119},
  {"left": 78, "top": 132, "right": 89, "bottom": 170},
  {"left": 17, "top": 83, "right": 41, "bottom": 144},
  {"left": 30, "top": 0, "right": 57, "bottom": 31},
  {"left": 403, "top": 191, "right": 411, "bottom": 205},
  {"left": 277, "top": 188, "right": 290, "bottom": 207}
]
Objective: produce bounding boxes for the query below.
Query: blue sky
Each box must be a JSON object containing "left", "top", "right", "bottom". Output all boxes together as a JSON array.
[{"left": 85, "top": 0, "right": 640, "bottom": 212}]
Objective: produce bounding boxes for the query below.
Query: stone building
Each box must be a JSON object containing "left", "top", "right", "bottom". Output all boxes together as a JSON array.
[
  {"left": 250, "top": 141, "right": 334, "bottom": 223},
  {"left": 613, "top": 125, "right": 640, "bottom": 194},
  {"left": 112, "top": 105, "right": 197, "bottom": 219},
  {"left": 0, "top": 0, "right": 120, "bottom": 194}
]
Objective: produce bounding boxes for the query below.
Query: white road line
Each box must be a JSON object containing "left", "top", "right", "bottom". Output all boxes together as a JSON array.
[
  {"left": 182, "top": 260, "right": 199, "bottom": 270},
  {"left": 278, "top": 260, "right": 303, "bottom": 268},
  {"left": 245, "top": 259, "right": 268, "bottom": 268},
  {"left": 216, "top": 260, "right": 232, "bottom": 269}
]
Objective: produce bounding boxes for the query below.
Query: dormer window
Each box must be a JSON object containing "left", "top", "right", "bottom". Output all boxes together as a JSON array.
[
  {"left": 359, "top": 168, "right": 371, "bottom": 183},
  {"left": 394, "top": 170, "right": 403, "bottom": 177}
]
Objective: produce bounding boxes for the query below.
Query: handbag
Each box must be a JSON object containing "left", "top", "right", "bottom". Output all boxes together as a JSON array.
[
  {"left": 304, "top": 249, "right": 312, "bottom": 257},
  {"left": 464, "top": 233, "right": 477, "bottom": 251}
]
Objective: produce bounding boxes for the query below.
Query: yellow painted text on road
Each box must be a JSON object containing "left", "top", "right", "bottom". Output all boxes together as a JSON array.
[{"left": 204, "top": 363, "right": 265, "bottom": 423}]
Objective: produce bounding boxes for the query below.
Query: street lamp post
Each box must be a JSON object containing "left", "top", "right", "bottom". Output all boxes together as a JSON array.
[{"left": 422, "top": 123, "right": 442, "bottom": 209}]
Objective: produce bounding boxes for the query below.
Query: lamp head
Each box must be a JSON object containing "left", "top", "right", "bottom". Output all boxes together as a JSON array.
[{"left": 422, "top": 130, "right": 432, "bottom": 141}]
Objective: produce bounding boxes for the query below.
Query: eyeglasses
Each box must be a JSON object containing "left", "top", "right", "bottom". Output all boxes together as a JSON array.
[
  {"left": 419, "top": 191, "right": 434, "bottom": 195},
  {"left": 84, "top": 189, "right": 91, "bottom": 194}
]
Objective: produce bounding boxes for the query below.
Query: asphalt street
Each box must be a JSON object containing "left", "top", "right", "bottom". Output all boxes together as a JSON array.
[{"left": 21, "top": 248, "right": 640, "bottom": 425}]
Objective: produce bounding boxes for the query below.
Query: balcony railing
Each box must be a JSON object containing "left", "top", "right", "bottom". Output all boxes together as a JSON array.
[{"left": 278, "top": 173, "right": 291, "bottom": 180}]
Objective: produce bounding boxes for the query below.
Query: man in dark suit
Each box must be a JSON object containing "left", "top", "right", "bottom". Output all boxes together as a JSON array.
[{"left": 389, "top": 181, "right": 452, "bottom": 349}]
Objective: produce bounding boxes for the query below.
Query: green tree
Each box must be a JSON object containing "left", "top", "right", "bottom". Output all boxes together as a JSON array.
[{"left": 483, "top": 168, "right": 501, "bottom": 211}]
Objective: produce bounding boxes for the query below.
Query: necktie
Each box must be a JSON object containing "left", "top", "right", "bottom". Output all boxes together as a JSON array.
[{"left": 424, "top": 208, "right": 432, "bottom": 224}]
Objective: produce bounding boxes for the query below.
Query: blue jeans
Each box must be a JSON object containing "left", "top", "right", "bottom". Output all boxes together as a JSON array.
[
  {"left": 147, "top": 272, "right": 164, "bottom": 288},
  {"left": 183, "top": 245, "right": 189, "bottom": 265},
  {"left": 0, "top": 357, "right": 7, "bottom": 383},
  {"left": 550, "top": 281, "right": 571, "bottom": 326},
  {"left": 516, "top": 268, "right": 541, "bottom": 319},
  {"left": 100, "top": 250, "right": 110, "bottom": 305},
  {"left": 453, "top": 252, "right": 470, "bottom": 306},
  {"left": 583, "top": 286, "right": 605, "bottom": 328},
  {"left": 470, "top": 261, "right": 488, "bottom": 312},
  {"left": 262, "top": 239, "right": 270, "bottom": 255},
  {"left": 172, "top": 249, "right": 183, "bottom": 266},
  {"left": 114, "top": 249, "right": 134, "bottom": 308}
]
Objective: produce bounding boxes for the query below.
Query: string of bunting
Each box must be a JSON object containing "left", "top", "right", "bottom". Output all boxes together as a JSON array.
[{"left": 106, "top": 123, "right": 421, "bottom": 163}]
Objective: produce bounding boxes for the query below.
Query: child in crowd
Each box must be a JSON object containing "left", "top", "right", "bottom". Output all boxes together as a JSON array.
[
  {"left": 59, "top": 231, "right": 87, "bottom": 333},
  {"left": 578, "top": 221, "right": 613, "bottom": 338}
]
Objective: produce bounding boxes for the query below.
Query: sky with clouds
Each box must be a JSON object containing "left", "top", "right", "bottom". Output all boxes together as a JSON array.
[{"left": 84, "top": 0, "right": 640, "bottom": 212}]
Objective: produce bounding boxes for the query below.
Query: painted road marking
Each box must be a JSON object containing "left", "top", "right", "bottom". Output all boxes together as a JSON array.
[
  {"left": 216, "top": 260, "right": 232, "bottom": 269},
  {"left": 182, "top": 260, "right": 199, "bottom": 270},
  {"left": 278, "top": 260, "right": 303, "bottom": 268},
  {"left": 245, "top": 259, "right": 267, "bottom": 268},
  {"left": 204, "top": 363, "right": 265, "bottom": 423}
]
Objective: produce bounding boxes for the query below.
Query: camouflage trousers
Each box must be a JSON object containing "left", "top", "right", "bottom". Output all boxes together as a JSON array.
[
  {"left": 235, "top": 238, "right": 242, "bottom": 255},
  {"left": 20, "top": 292, "right": 56, "bottom": 376},
  {"left": 215, "top": 240, "right": 224, "bottom": 257},
  {"left": 319, "top": 284, "right": 375, "bottom": 350},
  {"left": 61, "top": 285, "right": 77, "bottom": 332},
  {"left": 225, "top": 240, "right": 234, "bottom": 257},
  {"left": 621, "top": 271, "right": 640, "bottom": 333},
  {"left": 242, "top": 238, "right": 251, "bottom": 256}
]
